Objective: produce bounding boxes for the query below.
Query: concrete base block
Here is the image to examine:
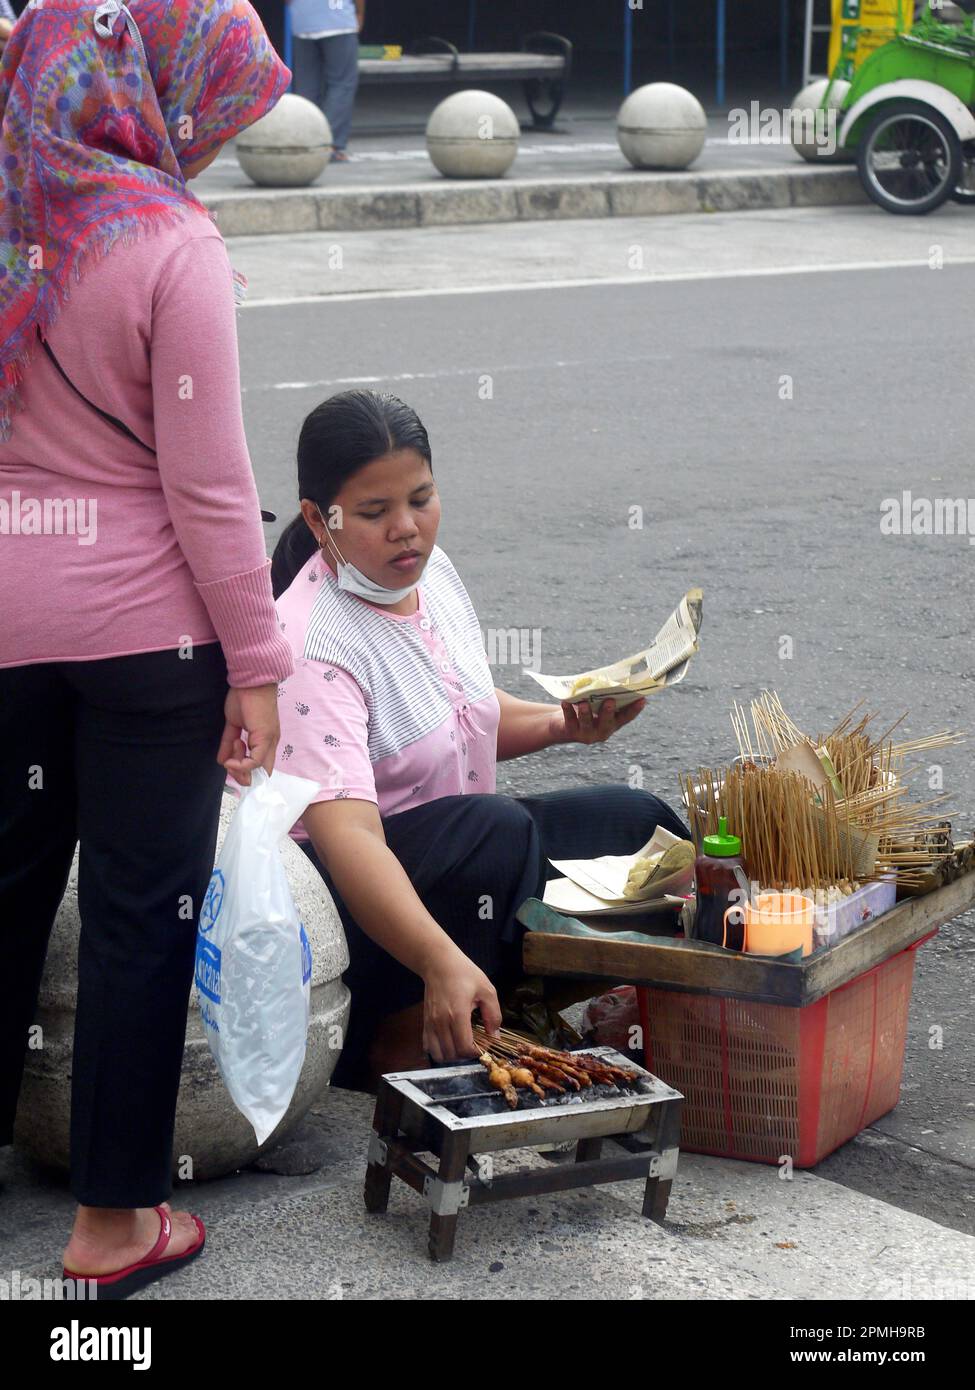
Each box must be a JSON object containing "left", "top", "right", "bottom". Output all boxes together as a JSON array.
[
  {"left": 13, "top": 790, "right": 351, "bottom": 1183},
  {"left": 516, "top": 181, "right": 612, "bottom": 221},
  {"left": 418, "top": 184, "right": 521, "bottom": 226}
]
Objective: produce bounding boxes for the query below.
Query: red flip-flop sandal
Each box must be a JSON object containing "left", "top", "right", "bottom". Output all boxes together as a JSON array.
[{"left": 62, "top": 1205, "right": 206, "bottom": 1301}]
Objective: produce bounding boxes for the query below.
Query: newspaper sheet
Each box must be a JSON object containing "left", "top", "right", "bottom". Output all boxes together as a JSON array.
[
  {"left": 543, "top": 826, "right": 695, "bottom": 916},
  {"left": 524, "top": 587, "right": 703, "bottom": 710}
]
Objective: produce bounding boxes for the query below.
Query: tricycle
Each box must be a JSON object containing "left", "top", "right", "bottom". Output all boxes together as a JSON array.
[{"left": 823, "top": 1, "right": 975, "bottom": 213}]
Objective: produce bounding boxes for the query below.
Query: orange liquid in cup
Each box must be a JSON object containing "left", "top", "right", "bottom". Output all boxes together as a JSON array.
[{"left": 723, "top": 891, "right": 814, "bottom": 957}]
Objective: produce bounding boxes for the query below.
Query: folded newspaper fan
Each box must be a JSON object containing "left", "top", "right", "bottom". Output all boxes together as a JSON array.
[{"left": 524, "top": 588, "right": 703, "bottom": 711}]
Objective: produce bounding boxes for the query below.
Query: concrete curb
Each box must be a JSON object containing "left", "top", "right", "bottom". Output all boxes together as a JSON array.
[{"left": 207, "top": 164, "right": 866, "bottom": 237}]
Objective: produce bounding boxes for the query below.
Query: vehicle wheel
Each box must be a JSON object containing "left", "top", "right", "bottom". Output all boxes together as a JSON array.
[
  {"left": 950, "top": 148, "right": 975, "bottom": 204},
  {"left": 857, "top": 100, "right": 961, "bottom": 214}
]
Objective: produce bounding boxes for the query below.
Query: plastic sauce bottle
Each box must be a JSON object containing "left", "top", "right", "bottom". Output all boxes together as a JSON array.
[{"left": 694, "top": 816, "right": 747, "bottom": 949}]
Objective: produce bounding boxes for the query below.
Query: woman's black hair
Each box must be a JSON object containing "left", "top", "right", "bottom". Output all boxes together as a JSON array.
[{"left": 270, "top": 389, "right": 433, "bottom": 599}]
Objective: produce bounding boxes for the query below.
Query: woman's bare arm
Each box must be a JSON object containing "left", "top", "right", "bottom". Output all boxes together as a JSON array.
[
  {"left": 304, "top": 798, "right": 501, "bottom": 1061},
  {"left": 494, "top": 688, "right": 566, "bottom": 760}
]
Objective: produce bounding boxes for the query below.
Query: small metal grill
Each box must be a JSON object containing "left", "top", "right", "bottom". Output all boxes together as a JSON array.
[{"left": 364, "top": 1046, "right": 683, "bottom": 1260}]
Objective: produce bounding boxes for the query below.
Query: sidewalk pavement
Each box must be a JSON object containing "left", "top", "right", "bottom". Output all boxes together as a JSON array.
[
  {"left": 2, "top": 1086, "right": 973, "bottom": 1300},
  {"left": 195, "top": 100, "right": 863, "bottom": 237}
]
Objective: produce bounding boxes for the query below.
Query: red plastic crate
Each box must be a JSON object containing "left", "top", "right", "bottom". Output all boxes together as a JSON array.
[{"left": 637, "top": 935, "right": 933, "bottom": 1167}]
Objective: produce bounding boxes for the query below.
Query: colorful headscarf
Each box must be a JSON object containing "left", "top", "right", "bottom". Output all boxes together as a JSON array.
[{"left": 0, "top": 0, "right": 291, "bottom": 441}]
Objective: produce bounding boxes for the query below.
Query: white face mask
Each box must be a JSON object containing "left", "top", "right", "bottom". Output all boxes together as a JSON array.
[{"left": 316, "top": 509, "right": 426, "bottom": 605}]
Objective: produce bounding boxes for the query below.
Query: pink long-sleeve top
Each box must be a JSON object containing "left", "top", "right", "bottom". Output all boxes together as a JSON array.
[{"left": 0, "top": 209, "right": 294, "bottom": 688}]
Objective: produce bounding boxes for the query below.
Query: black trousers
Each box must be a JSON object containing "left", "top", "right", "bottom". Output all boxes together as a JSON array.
[
  {"left": 0, "top": 643, "right": 229, "bottom": 1206},
  {"left": 300, "top": 785, "right": 690, "bottom": 1088}
]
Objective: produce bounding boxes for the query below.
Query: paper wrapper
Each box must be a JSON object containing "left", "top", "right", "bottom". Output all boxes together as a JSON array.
[
  {"left": 544, "top": 826, "right": 695, "bottom": 917},
  {"left": 524, "top": 587, "right": 703, "bottom": 711}
]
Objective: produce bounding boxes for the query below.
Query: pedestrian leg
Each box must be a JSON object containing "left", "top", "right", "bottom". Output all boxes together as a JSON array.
[
  {"left": 0, "top": 663, "right": 79, "bottom": 1145},
  {"left": 289, "top": 35, "right": 326, "bottom": 117},
  {"left": 321, "top": 31, "right": 360, "bottom": 151},
  {"left": 66, "top": 644, "right": 228, "bottom": 1206}
]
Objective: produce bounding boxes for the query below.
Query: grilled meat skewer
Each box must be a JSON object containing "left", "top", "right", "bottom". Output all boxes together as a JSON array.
[
  {"left": 518, "top": 1056, "right": 581, "bottom": 1091},
  {"left": 508, "top": 1066, "right": 546, "bottom": 1098},
  {"left": 575, "top": 1054, "right": 642, "bottom": 1085},
  {"left": 478, "top": 1052, "right": 519, "bottom": 1109}
]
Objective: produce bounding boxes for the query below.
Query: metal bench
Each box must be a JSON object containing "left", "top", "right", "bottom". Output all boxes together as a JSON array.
[{"left": 357, "top": 31, "right": 573, "bottom": 130}]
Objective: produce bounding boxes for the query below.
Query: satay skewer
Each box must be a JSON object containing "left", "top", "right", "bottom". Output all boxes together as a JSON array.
[
  {"left": 478, "top": 1052, "right": 519, "bottom": 1109},
  {"left": 517, "top": 1056, "right": 581, "bottom": 1091},
  {"left": 473, "top": 1026, "right": 641, "bottom": 1087},
  {"left": 531, "top": 1072, "right": 566, "bottom": 1094},
  {"left": 507, "top": 1066, "right": 546, "bottom": 1099},
  {"left": 516, "top": 1044, "right": 592, "bottom": 1087}
]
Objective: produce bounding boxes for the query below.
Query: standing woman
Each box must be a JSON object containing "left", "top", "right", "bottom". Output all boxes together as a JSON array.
[{"left": 0, "top": 1, "right": 294, "bottom": 1296}]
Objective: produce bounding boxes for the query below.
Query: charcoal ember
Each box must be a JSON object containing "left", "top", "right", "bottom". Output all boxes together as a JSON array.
[
  {"left": 634, "top": 1078, "right": 656, "bottom": 1095},
  {"left": 517, "top": 1092, "right": 545, "bottom": 1111},
  {"left": 413, "top": 1074, "right": 464, "bottom": 1098},
  {"left": 449, "top": 1096, "right": 505, "bottom": 1119},
  {"left": 433, "top": 1075, "right": 481, "bottom": 1098}
]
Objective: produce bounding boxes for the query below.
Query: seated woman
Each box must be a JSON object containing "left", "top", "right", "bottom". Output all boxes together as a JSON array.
[{"left": 266, "top": 389, "right": 690, "bottom": 1090}]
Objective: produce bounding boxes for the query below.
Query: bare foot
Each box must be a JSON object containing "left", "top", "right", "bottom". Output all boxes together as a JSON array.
[{"left": 63, "top": 1205, "right": 200, "bottom": 1276}]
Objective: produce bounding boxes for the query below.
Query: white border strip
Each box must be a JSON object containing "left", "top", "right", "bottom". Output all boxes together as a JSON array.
[{"left": 241, "top": 256, "right": 975, "bottom": 309}]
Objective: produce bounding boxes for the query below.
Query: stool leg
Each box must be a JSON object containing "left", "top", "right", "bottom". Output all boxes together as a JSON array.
[
  {"left": 575, "top": 1137, "right": 603, "bottom": 1162},
  {"left": 364, "top": 1080, "right": 403, "bottom": 1215},
  {"left": 428, "top": 1131, "right": 470, "bottom": 1263},
  {"left": 642, "top": 1097, "right": 682, "bottom": 1224}
]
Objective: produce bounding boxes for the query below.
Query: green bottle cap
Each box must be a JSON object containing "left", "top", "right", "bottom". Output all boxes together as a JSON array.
[{"left": 701, "top": 815, "right": 741, "bottom": 858}]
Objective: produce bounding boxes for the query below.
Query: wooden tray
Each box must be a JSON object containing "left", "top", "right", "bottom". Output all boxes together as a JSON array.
[{"left": 519, "top": 868, "right": 975, "bottom": 1008}]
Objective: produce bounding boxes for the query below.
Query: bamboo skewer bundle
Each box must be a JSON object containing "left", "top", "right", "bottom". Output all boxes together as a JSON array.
[
  {"left": 684, "top": 691, "right": 967, "bottom": 893},
  {"left": 682, "top": 763, "right": 867, "bottom": 890}
]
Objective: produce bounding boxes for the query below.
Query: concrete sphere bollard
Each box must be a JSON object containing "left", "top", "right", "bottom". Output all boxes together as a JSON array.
[
  {"left": 426, "top": 90, "right": 520, "bottom": 178},
  {"left": 13, "top": 790, "right": 351, "bottom": 1182},
  {"left": 617, "top": 82, "right": 707, "bottom": 170},
  {"left": 236, "top": 93, "right": 332, "bottom": 187},
  {"left": 789, "top": 79, "right": 851, "bottom": 162}
]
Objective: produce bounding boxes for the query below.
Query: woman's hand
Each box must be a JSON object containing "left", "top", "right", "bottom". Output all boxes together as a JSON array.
[
  {"left": 550, "top": 695, "right": 647, "bottom": 745},
  {"left": 421, "top": 943, "right": 502, "bottom": 1063},
  {"left": 217, "top": 683, "right": 281, "bottom": 785}
]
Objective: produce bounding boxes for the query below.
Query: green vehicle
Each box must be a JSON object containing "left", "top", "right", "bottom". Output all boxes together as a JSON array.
[{"left": 826, "top": 2, "right": 975, "bottom": 213}]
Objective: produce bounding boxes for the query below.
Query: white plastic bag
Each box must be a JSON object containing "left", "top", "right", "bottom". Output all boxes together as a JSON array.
[{"left": 195, "top": 767, "right": 322, "bottom": 1145}]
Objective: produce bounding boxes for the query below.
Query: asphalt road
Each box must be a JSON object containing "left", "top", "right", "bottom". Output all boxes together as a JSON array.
[{"left": 230, "top": 204, "right": 975, "bottom": 1236}]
